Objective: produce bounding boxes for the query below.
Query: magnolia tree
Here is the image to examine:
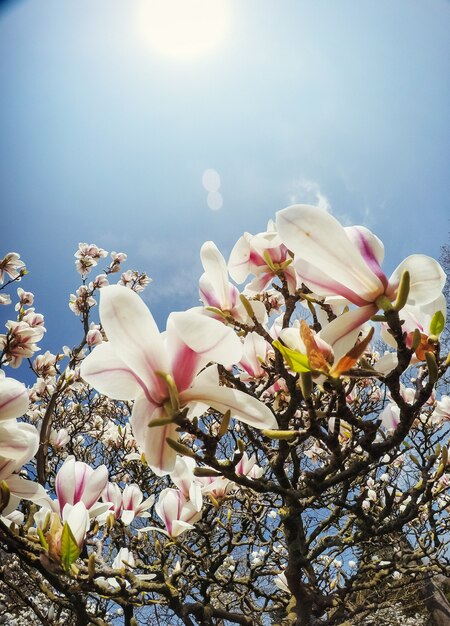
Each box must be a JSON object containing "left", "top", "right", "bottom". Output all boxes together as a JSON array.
[{"left": 0, "top": 204, "right": 449, "bottom": 626}]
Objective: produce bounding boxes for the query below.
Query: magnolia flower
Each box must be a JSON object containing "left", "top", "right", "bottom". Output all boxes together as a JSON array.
[
  {"left": 81, "top": 285, "right": 276, "bottom": 475},
  {"left": 154, "top": 487, "right": 202, "bottom": 537},
  {"left": 199, "top": 241, "right": 266, "bottom": 323},
  {"left": 101, "top": 482, "right": 123, "bottom": 519},
  {"left": 431, "top": 396, "right": 450, "bottom": 424},
  {"left": 381, "top": 294, "right": 446, "bottom": 361},
  {"left": 89, "top": 273, "right": 109, "bottom": 290},
  {"left": 119, "top": 270, "right": 152, "bottom": 292},
  {"left": 121, "top": 483, "right": 154, "bottom": 525},
  {"left": 61, "top": 501, "right": 91, "bottom": 548},
  {"left": 69, "top": 286, "right": 96, "bottom": 316},
  {"left": 49, "top": 428, "right": 70, "bottom": 449},
  {"left": 199, "top": 475, "right": 234, "bottom": 500},
  {"left": 75, "top": 243, "right": 108, "bottom": 278},
  {"left": 0, "top": 320, "right": 44, "bottom": 368},
  {"left": 228, "top": 221, "right": 298, "bottom": 294},
  {"left": 55, "top": 456, "right": 108, "bottom": 515},
  {"left": 276, "top": 205, "right": 445, "bottom": 319},
  {"left": 0, "top": 373, "right": 45, "bottom": 509},
  {"left": 169, "top": 457, "right": 202, "bottom": 511},
  {"left": 0, "top": 294, "right": 11, "bottom": 306},
  {"left": 0, "top": 253, "right": 25, "bottom": 284},
  {"left": 380, "top": 403, "right": 400, "bottom": 432},
  {"left": 109, "top": 548, "right": 135, "bottom": 587},
  {"left": 235, "top": 452, "right": 263, "bottom": 479},
  {"left": 86, "top": 323, "right": 103, "bottom": 347},
  {"left": 33, "top": 351, "right": 58, "bottom": 379},
  {"left": 15, "top": 287, "right": 34, "bottom": 310},
  {"left": 238, "top": 332, "right": 272, "bottom": 381}
]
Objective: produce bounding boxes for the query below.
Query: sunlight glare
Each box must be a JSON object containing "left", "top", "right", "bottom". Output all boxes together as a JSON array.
[{"left": 136, "top": 0, "right": 231, "bottom": 61}]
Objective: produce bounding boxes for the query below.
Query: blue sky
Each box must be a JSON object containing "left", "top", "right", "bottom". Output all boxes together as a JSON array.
[{"left": 1, "top": 0, "right": 449, "bottom": 358}]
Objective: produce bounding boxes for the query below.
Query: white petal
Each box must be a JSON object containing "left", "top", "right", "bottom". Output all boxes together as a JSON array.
[
  {"left": 0, "top": 376, "right": 29, "bottom": 422},
  {"left": 121, "top": 510, "right": 136, "bottom": 526},
  {"left": 80, "top": 342, "right": 142, "bottom": 400},
  {"left": 388, "top": 255, "right": 446, "bottom": 306},
  {"left": 181, "top": 385, "right": 277, "bottom": 429},
  {"left": 130, "top": 394, "right": 178, "bottom": 476},
  {"left": 319, "top": 305, "right": 376, "bottom": 359},
  {"left": 81, "top": 465, "right": 109, "bottom": 509},
  {"left": 373, "top": 353, "right": 398, "bottom": 375},
  {"left": 228, "top": 234, "right": 252, "bottom": 283},
  {"left": 6, "top": 475, "right": 50, "bottom": 507},
  {"left": 0, "top": 421, "right": 39, "bottom": 465},
  {"left": 276, "top": 205, "right": 384, "bottom": 300},
  {"left": 99, "top": 285, "right": 169, "bottom": 402},
  {"left": 200, "top": 242, "right": 233, "bottom": 309}
]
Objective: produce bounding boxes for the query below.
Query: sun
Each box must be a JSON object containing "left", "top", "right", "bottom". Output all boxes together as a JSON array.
[{"left": 136, "top": 0, "right": 232, "bottom": 61}]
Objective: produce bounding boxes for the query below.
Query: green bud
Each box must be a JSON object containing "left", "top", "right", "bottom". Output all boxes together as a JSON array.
[
  {"left": 299, "top": 371, "right": 313, "bottom": 400},
  {"left": 425, "top": 351, "right": 438, "bottom": 385},
  {"left": 262, "top": 429, "right": 297, "bottom": 441},
  {"left": 193, "top": 467, "right": 222, "bottom": 478},
  {"left": 239, "top": 294, "right": 256, "bottom": 319},
  {"left": 88, "top": 553, "right": 96, "bottom": 580},
  {"left": 218, "top": 410, "right": 231, "bottom": 438},
  {"left": 148, "top": 416, "right": 175, "bottom": 428},
  {"left": 0, "top": 480, "right": 10, "bottom": 514},
  {"left": 166, "top": 437, "right": 196, "bottom": 458},
  {"left": 411, "top": 328, "right": 422, "bottom": 351},
  {"left": 393, "top": 270, "right": 410, "bottom": 312}
]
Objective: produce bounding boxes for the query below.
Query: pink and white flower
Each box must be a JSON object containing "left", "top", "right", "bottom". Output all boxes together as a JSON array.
[
  {"left": 276, "top": 205, "right": 445, "bottom": 319},
  {"left": 235, "top": 451, "right": 263, "bottom": 479},
  {"left": 0, "top": 253, "right": 25, "bottom": 284},
  {"left": 80, "top": 285, "right": 276, "bottom": 475},
  {"left": 0, "top": 320, "right": 44, "bottom": 368},
  {"left": 55, "top": 456, "right": 108, "bottom": 515},
  {"left": 0, "top": 377, "right": 49, "bottom": 514},
  {"left": 121, "top": 483, "right": 154, "bottom": 525},
  {"left": 228, "top": 221, "right": 298, "bottom": 294},
  {"left": 154, "top": 487, "right": 202, "bottom": 537}
]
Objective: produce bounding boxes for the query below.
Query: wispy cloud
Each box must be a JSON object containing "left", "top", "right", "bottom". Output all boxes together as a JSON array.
[{"left": 287, "top": 178, "right": 331, "bottom": 212}]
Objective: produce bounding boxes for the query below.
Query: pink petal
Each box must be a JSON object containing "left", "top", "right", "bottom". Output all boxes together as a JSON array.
[
  {"left": 155, "top": 488, "right": 183, "bottom": 535},
  {"left": 55, "top": 456, "right": 76, "bottom": 511},
  {"left": 122, "top": 483, "right": 142, "bottom": 510},
  {"left": 167, "top": 311, "right": 243, "bottom": 391},
  {"left": 345, "top": 226, "right": 388, "bottom": 289},
  {"left": 180, "top": 385, "right": 277, "bottom": 429}
]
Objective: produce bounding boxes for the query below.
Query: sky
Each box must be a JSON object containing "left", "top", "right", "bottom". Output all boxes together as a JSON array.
[{"left": 1, "top": 0, "right": 449, "bottom": 360}]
